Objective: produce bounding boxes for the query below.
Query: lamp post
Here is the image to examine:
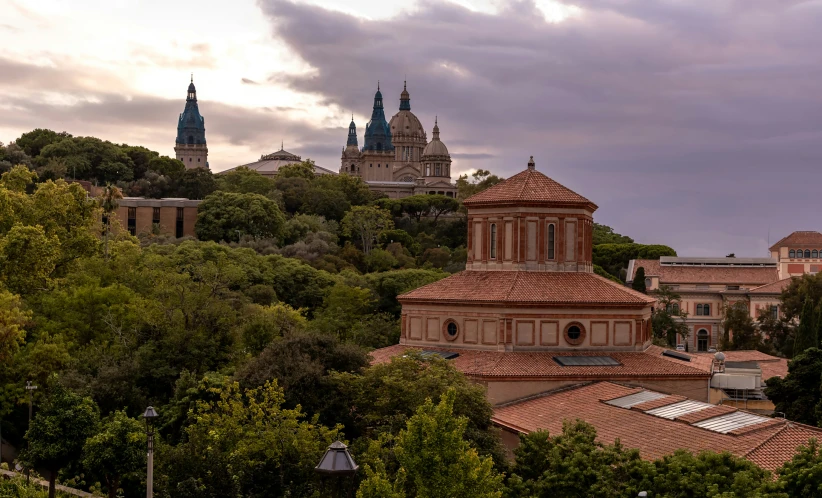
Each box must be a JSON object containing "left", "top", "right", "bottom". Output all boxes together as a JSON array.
[
  {"left": 25, "top": 381, "right": 37, "bottom": 483},
  {"left": 315, "top": 441, "right": 358, "bottom": 498},
  {"left": 143, "top": 406, "right": 159, "bottom": 498}
]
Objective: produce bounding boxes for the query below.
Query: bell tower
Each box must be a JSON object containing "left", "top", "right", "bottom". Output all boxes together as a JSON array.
[{"left": 174, "top": 75, "right": 209, "bottom": 169}]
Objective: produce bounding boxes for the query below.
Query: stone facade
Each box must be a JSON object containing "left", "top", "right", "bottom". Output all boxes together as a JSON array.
[
  {"left": 114, "top": 197, "right": 200, "bottom": 238},
  {"left": 341, "top": 83, "right": 457, "bottom": 199}
]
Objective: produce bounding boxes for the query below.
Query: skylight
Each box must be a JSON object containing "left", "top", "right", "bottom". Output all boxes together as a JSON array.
[
  {"left": 645, "top": 400, "right": 713, "bottom": 420},
  {"left": 692, "top": 412, "right": 771, "bottom": 434},
  {"left": 604, "top": 390, "right": 667, "bottom": 408},
  {"left": 418, "top": 350, "right": 459, "bottom": 360},
  {"left": 662, "top": 350, "right": 691, "bottom": 362},
  {"left": 553, "top": 356, "right": 620, "bottom": 367}
]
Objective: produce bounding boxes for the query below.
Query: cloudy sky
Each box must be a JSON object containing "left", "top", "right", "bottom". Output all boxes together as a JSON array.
[{"left": 2, "top": 0, "right": 821, "bottom": 256}]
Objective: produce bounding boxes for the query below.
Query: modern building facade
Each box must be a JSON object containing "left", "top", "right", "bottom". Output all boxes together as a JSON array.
[
  {"left": 174, "top": 77, "right": 209, "bottom": 169},
  {"left": 341, "top": 83, "right": 457, "bottom": 199},
  {"left": 115, "top": 197, "right": 199, "bottom": 238}
]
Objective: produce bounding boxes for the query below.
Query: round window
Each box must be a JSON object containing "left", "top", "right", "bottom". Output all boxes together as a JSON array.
[
  {"left": 567, "top": 326, "right": 581, "bottom": 340},
  {"left": 563, "top": 322, "right": 586, "bottom": 346},
  {"left": 443, "top": 320, "right": 459, "bottom": 341}
]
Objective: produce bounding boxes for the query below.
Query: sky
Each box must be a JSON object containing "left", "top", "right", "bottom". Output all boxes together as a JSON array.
[{"left": 2, "top": 0, "right": 821, "bottom": 257}]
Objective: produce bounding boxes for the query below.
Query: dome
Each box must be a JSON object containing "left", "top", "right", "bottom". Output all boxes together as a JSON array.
[
  {"left": 389, "top": 110, "right": 425, "bottom": 137},
  {"left": 422, "top": 118, "right": 449, "bottom": 157}
]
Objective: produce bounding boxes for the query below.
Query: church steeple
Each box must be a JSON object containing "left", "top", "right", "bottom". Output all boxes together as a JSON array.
[
  {"left": 175, "top": 76, "right": 208, "bottom": 170},
  {"left": 347, "top": 115, "right": 358, "bottom": 147},
  {"left": 399, "top": 80, "right": 411, "bottom": 111},
  {"left": 363, "top": 82, "right": 394, "bottom": 152},
  {"left": 187, "top": 74, "right": 196, "bottom": 101}
]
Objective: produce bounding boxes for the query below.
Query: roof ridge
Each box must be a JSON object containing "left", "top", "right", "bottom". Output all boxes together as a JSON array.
[
  {"left": 742, "top": 422, "right": 789, "bottom": 458},
  {"left": 494, "top": 381, "right": 599, "bottom": 407}
]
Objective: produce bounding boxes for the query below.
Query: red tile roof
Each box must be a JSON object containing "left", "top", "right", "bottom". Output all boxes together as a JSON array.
[
  {"left": 748, "top": 278, "right": 792, "bottom": 295},
  {"left": 769, "top": 231, "right": 822, "bottom": 251},
  {"left": 462, "top": 168, "right": 596, "bottom": 209},
  {"left": 369, "top": 345, "right": 710, "bottom": 380},
  {"left": 398, "top": 271, "right": 655, "bottom": 307},
  {"left": 492, "top": 382, "right": 822, "bottom": 470},
  {"left": 631, "top": 259, "right": 779, "bottom": 285},
  {"left": 653, "top": 347, "right": 789, "bottom": 380}
]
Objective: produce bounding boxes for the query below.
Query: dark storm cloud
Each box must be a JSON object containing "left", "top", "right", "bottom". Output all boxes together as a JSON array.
[{"left": 258, "top": 0, "right": 822, "bottom": 256}]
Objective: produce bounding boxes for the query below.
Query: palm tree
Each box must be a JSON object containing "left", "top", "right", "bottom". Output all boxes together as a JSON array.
[{"left": 99, "top": 184, "right": 123, "bottom": 260}]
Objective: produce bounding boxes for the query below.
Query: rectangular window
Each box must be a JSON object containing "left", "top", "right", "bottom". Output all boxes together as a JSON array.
[
  {"left": 697, "top": 304, "right": 704, "bottom": 316},
  {"left": 547, "top": 224, "right": 555, "bottom": 259},
  {"left": 696, "top": 304, "right": 711, "bottom": 316},
  {"left": 490, "top": 224, "right": 497, "bottom": 259},
  {"left": 152, "top": 207, "right": 161, "bottom": 225},
  {"left": 176, "top": 207, "right": 184, "bottom": 238},
  {"left": 771, "top": 305, "right": 779, "bottom": 319},
  {"left": 726, "top": 285, "right": 740, "bottom": 290},
  {"left": 127, "top": 207, "right": 136, "bottom": 236}
]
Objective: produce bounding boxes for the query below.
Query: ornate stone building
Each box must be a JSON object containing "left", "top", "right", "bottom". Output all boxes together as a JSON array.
[
  {"left": 341, "top": 83, "right": 457, "bottom": 198},
  {"left": 174, "top": 77, "right": 209, "bottom": 169}
]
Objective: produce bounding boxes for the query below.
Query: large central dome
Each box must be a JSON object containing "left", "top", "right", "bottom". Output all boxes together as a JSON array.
[{"left": 389, "top": 82, "right": 426, "bottom": 142}]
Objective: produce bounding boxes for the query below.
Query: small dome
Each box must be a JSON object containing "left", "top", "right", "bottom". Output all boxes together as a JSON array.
[
  {"left": 188, "top": 82, "right": 196, "bottom": 93},
  {"left": 422, "top": 118, "right": 449, "bottom": 157}
]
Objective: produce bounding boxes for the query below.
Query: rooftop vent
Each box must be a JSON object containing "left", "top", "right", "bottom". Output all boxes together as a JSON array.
[
  {"left": 662, "top": 350, "right": 691, "bottom": 362},
  {"left": 553, "top": 356, "right": 620, "bottom": 367}
]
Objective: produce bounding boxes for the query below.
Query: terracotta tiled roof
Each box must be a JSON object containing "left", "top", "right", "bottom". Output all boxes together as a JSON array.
[
  {"left": 759, "top": 359, "right": 789, "bottom": 381},
  {"left": 654, "top": 347, "right": 789, "bottom": 380},
  {"left": 768, "top": 231, "right": 822, "bottom": 251},
  {"left": 398, "top": 271, "right": 655, "bottom": 307},
  {"left": 369, "top": 345, "right": 710, "bottom": 379},
  {"left": 462, "top": 168, "right": 596, "bottom": 209},
  {"left": 748, "top": 278, "right": 793, "bottom": 295},
  {"left": 630, "top": 259, "right": 778, "bottom": 286},
  {"left": 492, "top": 381, "right": 818, "bottom": 470}
]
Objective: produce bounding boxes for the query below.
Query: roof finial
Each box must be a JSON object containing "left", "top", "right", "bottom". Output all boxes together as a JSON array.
[
  {"left": 527, "top": 155, "right": 536, "bottom": 171},
  {"left": 191, "top": 73, "right": 193, "bottom": 83},
  {"left": 377, "top": 80, "right": 380, "bottom": 91},
  {"left": 404, "top": 79, "right": 407, "bottom": 91},
  {"left": 281, "top": 140, "right": 284, "bottom": 150}
]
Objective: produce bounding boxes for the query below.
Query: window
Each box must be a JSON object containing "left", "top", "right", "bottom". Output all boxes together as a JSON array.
[
  {"left": 814, "top": 250, "right": 819, "bottom": 258},
  {"left": 806, "top": 250, "right": 812, "bottom": 258},
  {"left": 771, "top": 305, "right": 779, "bottom": 319},
  {"left": 176, "top": 207, "right": 184, "bottom": 238},
  {"left": 197, "top": 158, "right": 200, "bottom": 162},
  {"left": 443, "top": 320, "right": 459, "bottom": 341},
  {"left": 790, "top": 249, "right": 796, "bottom": 258},
  {"left": 667, "top": 303, "right": 680, "bottom": 315},
  {"left": 645, "top": 278, "right": 652, "bottom": 289},
  {"left": 152, "top": 207, "right": 160, "bottom": 225},
  {"left": 435, "top": 164, "right": 441, "bottom": 176},
  {"left": 696, "top": 304, "right": 711, "bottom": 316},
  {"left": 490, "top": 224, "right": 497, "bottom": 259},
  {"left": 697, "top": 329, "right": 709, "bottom": 352},
  {"left": 547, "top": 224, "right": 555, "bottom": 259},
  {"left": 726, "top": 285, "right": 740, "bottom": 290},
  {"left": 377, "top": 164, "right": 380, "bottom": 168},
  {"left": 447, "top": 322, "right": 457, "bottom": 337},
  {"left": 564, "top": 322, "right": 586, "bottom": 346},
  {"left": 127, "top": 207, "right": 136, "bottom": 236}
]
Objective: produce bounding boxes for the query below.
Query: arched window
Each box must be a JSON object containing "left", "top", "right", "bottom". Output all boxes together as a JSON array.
[
  {"left": 814, "top": 250, "right": 819, "bottom": 258},
  {"left": 490, "top": 224, "right": 497, "bottom": 259},
  {"left": 806, "top": 250, "right": 812, "bottom": 258},
  {"left": 790, "top": 250, "right": 796, "bottom": 258},
  {"left": 697, "top": 329, "right": 709, "bottom": 352},
  {"left": 547, "top": 224, "right": 555, "bottom": 259}
]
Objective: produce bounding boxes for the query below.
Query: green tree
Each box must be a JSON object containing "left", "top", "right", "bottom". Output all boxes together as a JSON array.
[
  {"left": 721, "top": 300, "right": 762, "bottom": 350},
  {"left": 651, "top": 285, "right": 690, "bottom": 346},
  {"left": 650, "top": 450, "right": 770, "bottom": 497},
  {"left": 758, "top": 307, "right": 794, "bottom": 358},
  {"left": 195, "top": 191, "right": 286, "bottom": 242},
  {"left": 22, "top": 383, "right": 99, "bottom": 498},
  {"left": 277, "top": 160, "right": 317, "bottom": 179},
  {"left": 15, "top": 129, "right": 73, "bottom": 157},
  {"left": 793, "top": 298, "right": 818, "bottom": 354},
  {"left": 456, "top": 169, "right": 504, "bottom": 200},
  {"left": 313, "top": 284, "right": 375, "bottom": 342},
  {"left": 358, "top": 390, "right": 503, "bottom": 498},
  {"left": 774, "top": 438, "right": 822, "bottom": 496},
  {"left": 0, "top": 290, "right": 31, "bottom": 362},
  {"left": 237, "top": 302, "right": 306, "bottom": 355},
  {"left": 214, "top": 166, "right": 279, "bottom": 199},
  {"left": 0, "top": 224, "right": 61, "bottom": 294},
  {"left": 160, "top": 380, "right": 340, "bottom": 498},
  {"left": 592, "top": 223, "right": 634, "bottom": 245},
  {"left": 764, "top": 348, "right": 822, "bottom": 425},
  {"left": 342, "top": 206, "right": 394, "bottom": 255},
  {"left": 83, "top": 410, "right": 146, "bottom": 498},
  {"left": 631, "top": 267, "right": 646, "bottom": 293},
  {"left": 781, "top": 272, "right": 822, "bottom": 322},
  {"left": 505, "top": 421, "right": 653, "bottom": 498},
  {"left": 176, "top": 166, "right": 216, "bottom": 199},
  {"left": 427, "top": 195, "right": 460, "bottom": 224},
  {"left": 594, "top": 243, "right": 677, "bottom": 282},
  {"left": 98, "top": 184, "right": 123, "bottom": 260},
  {"left": 1, "top": 165, "right": 38, "bottom": 192}
]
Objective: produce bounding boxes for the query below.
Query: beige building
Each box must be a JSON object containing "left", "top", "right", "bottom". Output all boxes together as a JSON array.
[
  {"left": 769, "top": 230, "right": 822, "bottom": 278},
  {"left": 223, "top": 145, "right": 337, "bottom": 177},
  {"left": 115, "top": 197, "right": 199, "bottom": 238},
  {"left": 341, "top": 83, "right": 457, "bottom": 199}
]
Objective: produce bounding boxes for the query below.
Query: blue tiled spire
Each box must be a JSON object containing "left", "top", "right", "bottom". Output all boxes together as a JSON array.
[
  {"left": 363, "top": 82, "right": 393, "bottom": 152},
  {"left": 347, "top": 115, "right": 358, "bottom": 147},
  {"left": 176, "top": 76, "right": 206, "bottom": 145}
]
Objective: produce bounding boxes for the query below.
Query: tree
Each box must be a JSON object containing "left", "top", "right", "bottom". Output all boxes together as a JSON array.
[
  {"left": 176, "top": 166, "right": 216, "bottom": 199},
  {"left": 22, "top": 383, "right": 99, "bottom": 498},
  {"left": 99, "top": 184, "right": 123, "bottom": 259},
  {"left": 775, "top": 438, "right": 822, "bottom": 496},
  {"left": 651, "top": 285, "right": 690, "bottom": 346},
  {"left": 793, "top": 298, "right": 818, "bottom": 355},
  {"left": 357, "top": 390, "right": 503, "bottom": 498},
  {"left": 781, "top": 273, "right": 822, "bottom": 321},
  {"left": 313, "top": 284, "right": 375, "bottom": 342},
  {"left": 0, "top": 290, "right": 31, "bottom": 362},
  {"left": 83, "top": 410, "right": 146, "bottom": 498},
  {"left": 277, "top": 160, "right": 317, "bottom": 179},
  {"left": 195, "top": 191, "right": 286, "bottom": 242},
  {"left": 342, "top": 206, "right": 394, "bottom": 255},
  {"left": 15, "top": 129, "right": 72, "bottom": 157},
  {"left": 631, "top": 267, "right": 646, "bottom": 293},
  {"left": 763, "top": 348, "right": 822, "bottom": 425},
  {"left": 215, "top": 166, "right": 279, "bottom": 199},
  {"left": 721, "top": 300, "right": 762, "bottom": 350},
  {"left": 0, "top": 224, "right": 61, "bottom": 294},
  {"left": 650, "top": 450, "right": 770, "bottom": 497},
  {"left": 159, "top": 380, "right": 340, "bottom": 498},
  {"left": 593, "top": 244, "right": 677, "bottom": 283},
  {"left": 427, "top": 195, "right": 459, "bottom": 224},
  {"left": 592, "top": 223, "right": 634, "bottom": 245},
  {"left": 758, "top": 307, "right": 794, "bottom": 358},
  {"left": 456, "top": 169, "right": 504, "bottom": 200},
  {"left": 1, "top": 164, "right": 38, "bottom": 192},
  {"left": 505, "top": 421, "right": 653, "bottom": 498}
]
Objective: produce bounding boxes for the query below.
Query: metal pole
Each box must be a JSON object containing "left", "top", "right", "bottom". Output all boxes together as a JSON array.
[
  {"left": 25, "top": 381, "right": 37, "bottom": 484},
  {"left": 146, "top": 431, "right": 154, "bottom": 498}
]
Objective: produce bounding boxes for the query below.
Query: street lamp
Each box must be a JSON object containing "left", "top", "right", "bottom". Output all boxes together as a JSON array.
[
  {"left": 143, "top": 406, "right": 159, "bottom": 498},
  {"left": 315, "top": 441, "right": 358, "bottom": 497},
  {"left": 25, "top": 381, "right": 37, "bottom": 483}
]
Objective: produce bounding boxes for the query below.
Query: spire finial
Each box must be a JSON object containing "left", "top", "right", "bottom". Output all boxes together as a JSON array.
[
  {"left": 377, "top": 80, "right": 380, "bottom": 91},
  {"left": 404, "top": 79, "right": 407, "bottom": 91},
  {"left": 191, "top": 73, "right": 193, "bottom": 83},
  {"left": 281, "top": 140, "right": 284, "bottom": 150},
  {"left": 527, "top": 155, "right": 536, "bottom": 171}
]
